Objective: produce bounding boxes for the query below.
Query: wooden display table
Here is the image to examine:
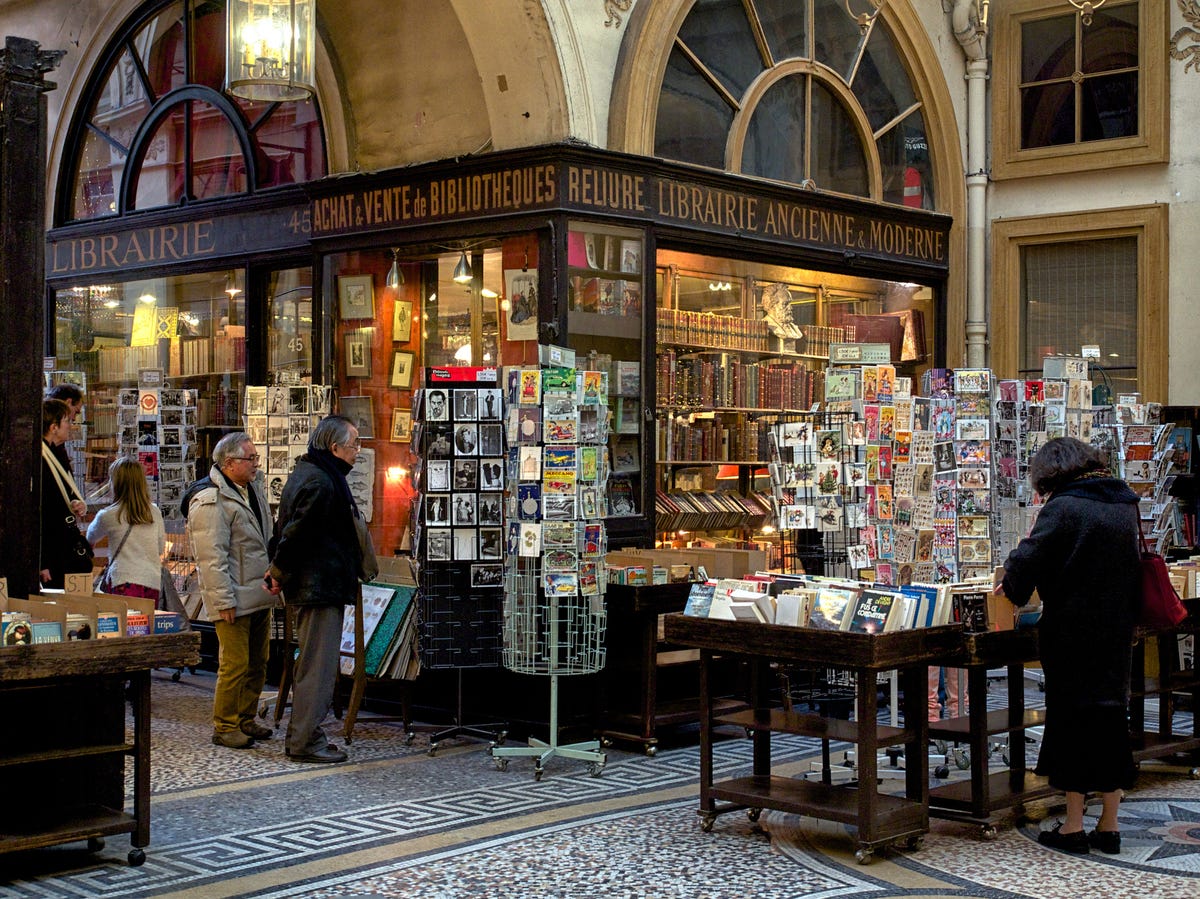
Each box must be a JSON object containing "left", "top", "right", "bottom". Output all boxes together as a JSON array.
[
  {"left": 599, "top": 582, "right": 748, "bottom": 755},
  {"left": 926, "top": 629, "right": 1054, "bottom": 835},
  {"left": 664, "top": 613, "right": 962, "bottom": 863},
  {"left": 0, "top": 633, "right": 200, "bottom": 866},
  {"left": 1130, "top": 597, "right": 1200, "bottom": 772}
]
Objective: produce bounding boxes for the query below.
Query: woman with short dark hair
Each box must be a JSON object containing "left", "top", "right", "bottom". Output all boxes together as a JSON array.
[{"left": 996, "top": 436, "right": 1139, "bottom": 855}]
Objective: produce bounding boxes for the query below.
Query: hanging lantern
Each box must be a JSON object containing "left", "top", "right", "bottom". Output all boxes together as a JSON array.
[{"left": 226, "top": 0, "right": 316, "bottom": 102}]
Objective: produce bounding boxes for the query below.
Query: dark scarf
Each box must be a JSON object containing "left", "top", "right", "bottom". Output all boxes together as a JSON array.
[{"left": 304, "top": 448, "right": 359, "bottom": 519}]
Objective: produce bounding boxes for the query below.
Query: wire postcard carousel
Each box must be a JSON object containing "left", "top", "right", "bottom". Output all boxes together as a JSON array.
[{"left": 491, "top": 365, "right": 610, "bottom": 779}]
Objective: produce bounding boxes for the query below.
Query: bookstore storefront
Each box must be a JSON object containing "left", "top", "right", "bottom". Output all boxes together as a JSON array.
[{"left": 46, "top": 144, "right": 950, "bottom": 556}]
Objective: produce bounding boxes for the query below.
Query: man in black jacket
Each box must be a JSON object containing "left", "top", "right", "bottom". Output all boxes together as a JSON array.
[{"left": 267, "top": 415, "right": 364, "bottom": 764}]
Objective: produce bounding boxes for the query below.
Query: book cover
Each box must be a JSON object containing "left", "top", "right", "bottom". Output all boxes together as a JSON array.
[
  {"left": 846, "top": 589, "right": 898, "bottom": 634},
  {"left": 365, "top": 585, "right": 417, "bottom": 677},
  {"left": 807, "top": 586, "right": 857, "bottom": 630},
  {"left": 951, "top": 589, "right": 990, "bottom": 632}
]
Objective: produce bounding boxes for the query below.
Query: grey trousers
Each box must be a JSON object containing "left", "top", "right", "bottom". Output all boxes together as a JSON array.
[{"left": 285, "top": 603, "right": 343, "bottom": 756}]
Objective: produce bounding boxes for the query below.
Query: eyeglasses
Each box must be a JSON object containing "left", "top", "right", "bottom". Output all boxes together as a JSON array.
[
  {"left": 338, "top": 439, "right": 361, "bottom": 449},
  {"left": 230, "top": 455, "right": 260, "bottom": 463}
]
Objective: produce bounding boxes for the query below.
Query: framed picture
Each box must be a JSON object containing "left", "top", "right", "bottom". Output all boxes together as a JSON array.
[
  {"left": 390, "top": 350, "right": 415, "bottom": 388},
  {"left": 392, "top": 300, "right": 413, "bottom": 343},
  {"left": 338, "top": 274, "right": 374, "bottom": 320},
  {"left": 344, "top": 332, "right": 371, "bottom": 377},
  {"left": 391, "top": 409, "right": 413, "bottom": 443},
  {"left": 339, "top": 395, "right": 374, "bottom": 439}
]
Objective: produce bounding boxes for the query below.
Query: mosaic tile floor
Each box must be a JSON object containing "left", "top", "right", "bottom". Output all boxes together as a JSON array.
[{"left": 0, "top": 670, "right": 1197, "bottom": 899}]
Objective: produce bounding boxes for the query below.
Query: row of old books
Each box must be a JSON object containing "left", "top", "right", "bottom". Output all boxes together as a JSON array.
[
  {"left": 2, "top": 587, "right": 185, "bottom": 647},
  {"left": 656, "top": 308, "right": 775, "bottom": 352},
  {"left": 654, "top": 489, "right": 771, "bottom": 532},
  {"left": 681, "top": 574, "right": 1027, "bottom": 634},
  {"left": 658, "top": 352, "right": 822, "bottom": 412}
]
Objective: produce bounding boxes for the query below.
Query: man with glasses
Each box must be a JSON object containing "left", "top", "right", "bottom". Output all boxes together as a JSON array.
[
  {"left": 267, "top": 415, "right": 365, "bottom": 764},
  {"left": 187, "top": 432, "right": 278, "bottom": 750}
]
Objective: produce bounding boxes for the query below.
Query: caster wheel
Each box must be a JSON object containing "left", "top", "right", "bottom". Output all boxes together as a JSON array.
[
  {"left": 1189, "top": 768, "right": 1200, "bottom": 780},
  {"left": 933, "top": 739, "right": 948, "bottom": 755},
  {"left": 744, "top": 728, "right": 755, "bottom": 739},
  {"left": 404, "top": 732, "right": 415, "bottom": 746},
  {"left": 645, "top": 745, "right": 658, "bottom": 757},
  {"left": 980, "top": 824, "right": 998, "bottom": 841},
  {"left": 534, "top": 766, "right": 544, "bottom": 781},
  {"left": 87, "top": 837, "right": 105, "bottom": 852},
  {"left": 701, "top": 815, "right": 716, "bottom": 833},
  {"left": 904, "top": 835, "right": 924, "bottom": 851},
  {"left": 171, "top": 670, "right": 181, "bottom": 682},
  {"left": 747, "top": 808, "right": 762, "bottom": 823},
  {"left": 588, "top": 762, "right": 605, "bottom": 776},
  {"left": 428, "top": 744, "right": 439, "bottom": 757},
  {"left": 496, "top": 731, "right": 508, "bottom": 745},
  {"left": 854, "top": 848, "right": 874, "bottom": 865},
  {"left": 601, "top": 737, "right": 613, "bottom": 748},
  {"left": 934, "top": 764, "right": 950, "bottom": 779},
  {"left": 128, "top": 848, "right": 146, "bottom": 867},
  {"left": 494, "top": 758, "right": 509, "bottom": 772},
  {"left": 953, "top": 748, "right": 970, "bottom": 770}
]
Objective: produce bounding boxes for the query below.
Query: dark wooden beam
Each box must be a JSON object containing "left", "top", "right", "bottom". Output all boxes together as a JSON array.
[{"left": 0, "top": 37, "right": 64, "bottom": 597}]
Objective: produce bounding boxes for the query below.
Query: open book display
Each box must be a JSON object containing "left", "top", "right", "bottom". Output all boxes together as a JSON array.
[{"left": 682, "top": 574, "right": 1017, "bottom": 634}]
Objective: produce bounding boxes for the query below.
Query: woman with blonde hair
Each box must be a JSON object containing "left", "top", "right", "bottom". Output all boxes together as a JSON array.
[{"left": 87, "top": 457, "right": 166, "bottom": 599}]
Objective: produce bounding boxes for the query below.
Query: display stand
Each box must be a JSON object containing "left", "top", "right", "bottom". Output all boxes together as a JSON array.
[
  {"left": 410, "top": 369, "right": 510, "bottom": 751},
  {"left": 0, "top": 633, "right": 200, "bottom": 866},
  {"left": 1130, "top": 598, "right": 1200, "bottom": 775},
  {"left": 491, "top": 557, "right": 607, "bottom": 778},
  {"left": 336, "top": 585, "right": 416, "bottom": 746},
  {"left": 665, "top": 613, "right": 961, "bottom": 863},
  {"left": 926, "top": 629, "right": 1054, "bottom": 837},
  {"left": 491, "top": 364, "right": 610, "bottom": 778}
]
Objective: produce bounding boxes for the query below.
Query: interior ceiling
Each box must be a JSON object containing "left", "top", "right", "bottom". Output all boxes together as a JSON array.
[{"left": 318, "top": 0, "right": 568, "bottom": 172}]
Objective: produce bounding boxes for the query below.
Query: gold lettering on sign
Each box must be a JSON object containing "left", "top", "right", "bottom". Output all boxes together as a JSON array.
[
  {"left": 312, "top": 165, "right": 557, "bottom": 235},
  {"left": 50, "top": 220, "right": 218, "bottom": 274},
  {"left": 566, "top": 166, "right": 646, "bottom": 211},
  {"left": 657, "top": 180, "right": 757, "bottom": 231}
]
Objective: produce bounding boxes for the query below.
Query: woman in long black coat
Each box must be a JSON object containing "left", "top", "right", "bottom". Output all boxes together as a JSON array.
[{"left": 996, "top": 437, "right": 1140, "bottom": 855}]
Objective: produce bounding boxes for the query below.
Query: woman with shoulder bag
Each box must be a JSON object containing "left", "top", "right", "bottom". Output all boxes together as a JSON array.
[
  {"left": 86, "top": 457, "right": 166, "bottom": 600},
  {"left": 40, "top": 399, "right": 94, "bottom": 589}
]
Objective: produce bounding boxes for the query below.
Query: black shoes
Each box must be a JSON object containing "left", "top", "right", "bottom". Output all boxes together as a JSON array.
[
  {"left": 212, "top": 730, "right": 254, "bottom": 749},
  {"left": 1089, "top": 829, "right": 1121, "bottom": 854},
  {"left": 1038, "top": 823, "right": 1090, "bottom": 853},
  {"left": 286, "top": 744, "right": 348, "bottom": 764},
  {"left": 240, "top": 721, "right": 274, "bottom": 740}
]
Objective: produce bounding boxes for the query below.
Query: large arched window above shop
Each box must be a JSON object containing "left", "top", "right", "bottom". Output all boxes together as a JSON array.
[
  {"left": 653, "top": 0, "right": 932, "bottom": 209},
  {"left": 57, "top": 0, "right": 327, "bottom": 224}
]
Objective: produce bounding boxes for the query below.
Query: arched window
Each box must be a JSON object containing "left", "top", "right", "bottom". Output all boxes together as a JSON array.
[
  {"left": 58, "top": 0, "right": 326, "bottom": 224},
  {"left": 654, "top": 0, "right": 932, "bottom": 208}
]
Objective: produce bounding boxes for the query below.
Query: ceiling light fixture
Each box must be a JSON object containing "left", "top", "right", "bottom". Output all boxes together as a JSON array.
[
  {"left": 225, "top": 274, "right": 242, "bottom": 297},
  {"left": 226, "top": 0, "right": 316, "bottom": 101},
  {"left": 1067, "top": 0, "right": 1106, "bottom": 25},
  {"left": 452, "top": 251, "right": 473, "bottom": 284},
  {"left": 386, "top": 248, "right": 404, "bottom": 289}
]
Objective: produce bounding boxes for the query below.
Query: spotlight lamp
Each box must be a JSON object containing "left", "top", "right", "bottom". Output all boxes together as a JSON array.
[
  {"left": 452, "top": 251, "right": 473, "bottom": 284},
  {"left": 386, "top": 248, "right": 404, "bottom": 289}
]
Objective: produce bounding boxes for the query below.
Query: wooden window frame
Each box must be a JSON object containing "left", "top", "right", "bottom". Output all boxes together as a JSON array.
[
  {"left": 991, "top": 0, "right": 1168, "bottom": 181},
  {"left": 991, "top": 204, "right": 1169, "bottom": 401}
]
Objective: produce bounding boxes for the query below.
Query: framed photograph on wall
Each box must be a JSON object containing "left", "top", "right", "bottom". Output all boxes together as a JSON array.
[
  {"left": 391, "top": 409, "right": 413, "bottom": 443},
  {"left": 338, "top": 274, "right": 374, "bottom": 320},
  {"left": 390, "top": 350, "right": 415, "bottom": 388},
  {"left": 392, "top": 300, "right": 413, "bottom": 343},
  {"left": 339, "top": 395, "right": 374, "bottom": 439},
  {"left": 344, "top": 331, "right": 371, "bottom": 377}
]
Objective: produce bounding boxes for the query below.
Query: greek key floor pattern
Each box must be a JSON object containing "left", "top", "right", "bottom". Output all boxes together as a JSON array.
[{"left": 0, "top": 670, "right": 1197, "bottom": 899}]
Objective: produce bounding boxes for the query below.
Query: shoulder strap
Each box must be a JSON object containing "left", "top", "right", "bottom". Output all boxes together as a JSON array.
[
  {"left": 42, "top": 442, "right": 83, "bottom": 506},
  {"left": 108, "top": 521, "right": 134, "bottom": 564}
]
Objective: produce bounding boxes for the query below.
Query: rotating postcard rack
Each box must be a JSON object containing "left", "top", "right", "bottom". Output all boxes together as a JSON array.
[
  {"left": 411, "top": 367, "right": 508, "bottom": 753},
  {"left": 491, "top": 365, "right": 610, "bottom": 779}
]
